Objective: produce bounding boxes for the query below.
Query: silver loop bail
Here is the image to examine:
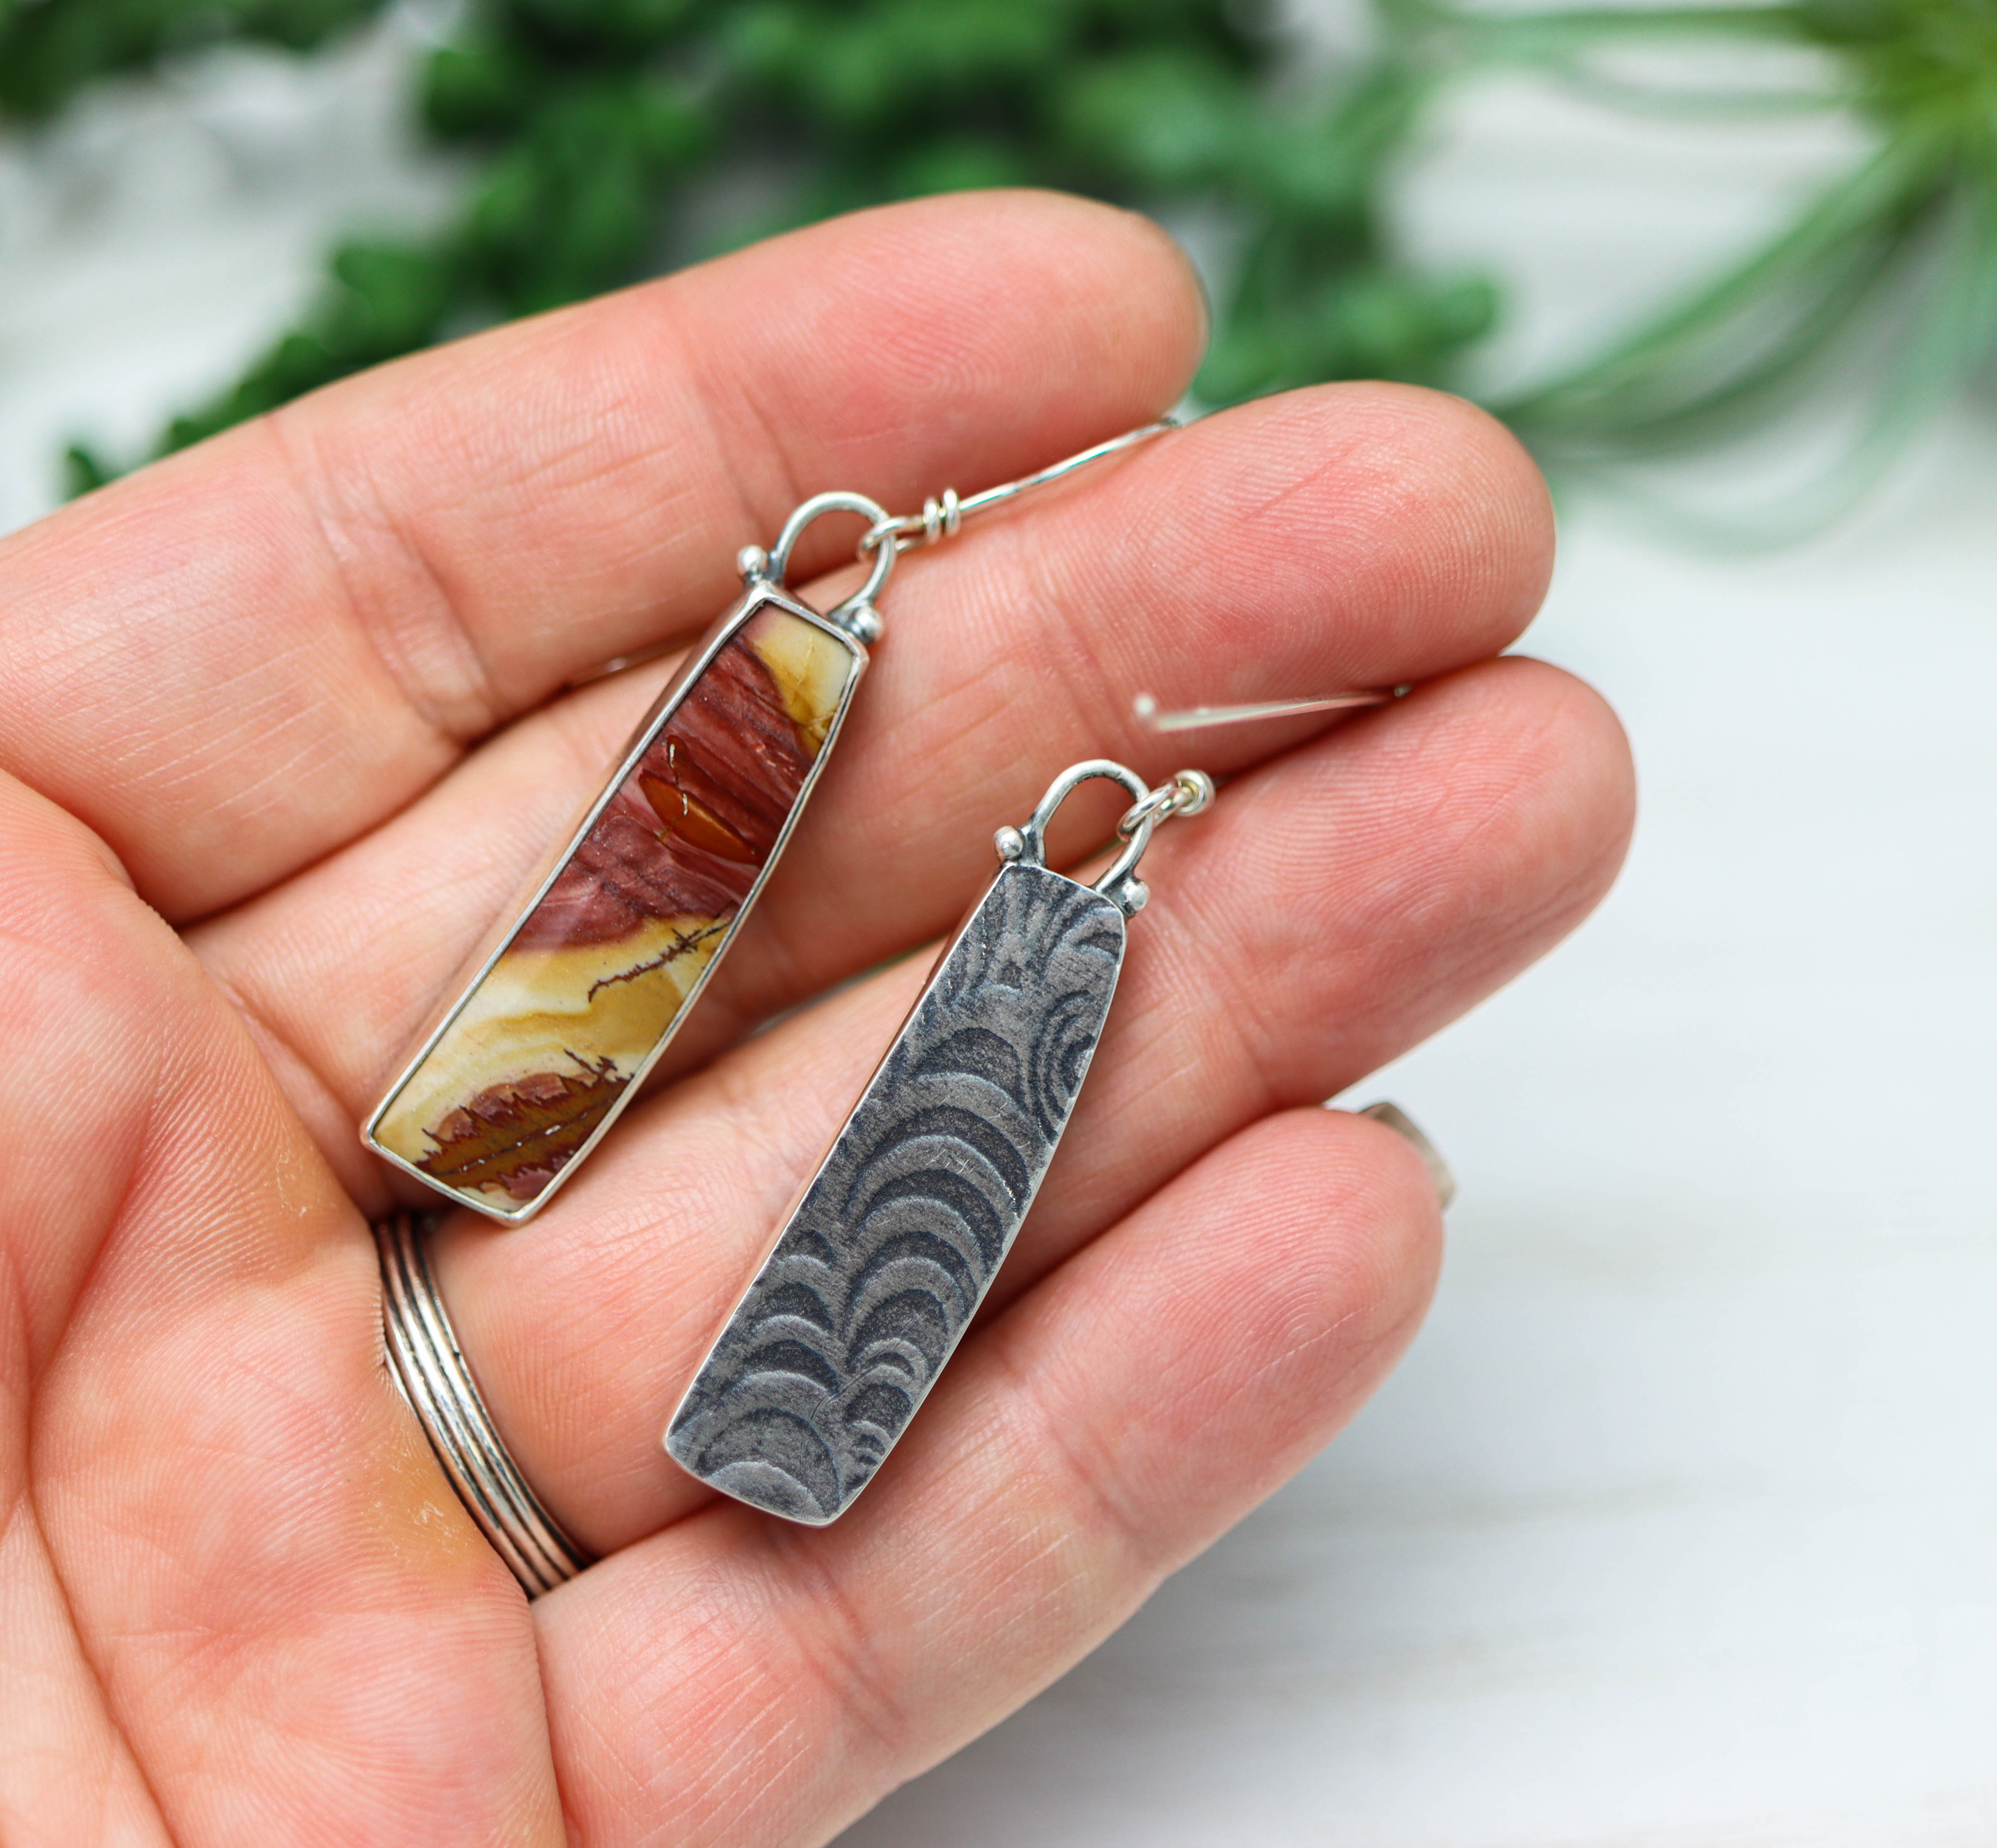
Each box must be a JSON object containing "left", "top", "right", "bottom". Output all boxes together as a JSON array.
[
  {"left": 1004, "top": 759, "right": 1156, "bottom": 917},
  {"left": 764, "top": 491, "right": 898, "bottom": 641}
]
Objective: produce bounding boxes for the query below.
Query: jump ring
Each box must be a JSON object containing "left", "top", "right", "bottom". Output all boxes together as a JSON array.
[
  {"left": 1115, "top": 785, "right": 1179, "bottom": 840},
  {"left": 1115, "top": 769, "right": 1215, "bottom": 839}
]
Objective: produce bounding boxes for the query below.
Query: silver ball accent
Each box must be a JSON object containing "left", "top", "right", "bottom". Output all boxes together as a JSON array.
[
  {"left": 843, "top": 603, "right": 884, "bottom": 646},
  {"left": 1120, "top": 878, "right": 1149, "bottom": 914},
  {"left": 994, "top": 825, "right": 1026, "bottom": 863},
  {"left": 736, "top": 544, "right": 770, "bottom": 582}
]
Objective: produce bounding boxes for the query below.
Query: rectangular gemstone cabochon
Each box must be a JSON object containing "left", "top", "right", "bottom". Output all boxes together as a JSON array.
[{"left": 371, "top": 604, "right": 861, "bottom": 1213}]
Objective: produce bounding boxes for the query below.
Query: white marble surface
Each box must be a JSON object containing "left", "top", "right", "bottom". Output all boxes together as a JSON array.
[
  {"left": 851, "top": 412, "right": 1997, "bottom": 1846},
  {"left": 2, "top": 26, "right": 1992, "bottom": 1845}
]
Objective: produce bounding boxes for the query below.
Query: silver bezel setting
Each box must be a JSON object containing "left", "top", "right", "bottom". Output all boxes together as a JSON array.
[{"left": 361, "top": 583, "right": 868, "bottom": 1223}]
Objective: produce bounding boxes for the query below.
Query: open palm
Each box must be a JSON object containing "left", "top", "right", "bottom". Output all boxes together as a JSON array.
[{"left": 0, "top": 194, "right": 1631, "bottom": 1845}]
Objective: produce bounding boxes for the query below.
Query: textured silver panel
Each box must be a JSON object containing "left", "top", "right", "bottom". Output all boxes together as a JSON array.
[{"left": 666, "top": 863, "right": 1127, "bottom": 1523}]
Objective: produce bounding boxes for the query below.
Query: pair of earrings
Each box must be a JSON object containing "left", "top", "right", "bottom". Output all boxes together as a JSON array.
[
  {"left": 374, "top": 746, "right": 1222, "bottom": 1589},
  {"left": 370, "top": 426, "right": 1396, "bottom": 1581}
]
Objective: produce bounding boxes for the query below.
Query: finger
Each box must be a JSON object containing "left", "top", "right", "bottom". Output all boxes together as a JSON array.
[
  {"left": 0, "top": 192, "right": 1204, "bottom": 919},
  {"left": 534, "top": 1105, "right": 1441, "bottom": 1848},
  {"left": 0, "top": 773, "right": 562, "bottom": 1842},
  {"left": 0, "top": 796, "right": 178, "bottom": 1846},
  {"left": 189, "top": 382, "right": 1556, "bottom": 1203},
  {"left": 423, "top": 657, "right": 1631, "bottom": 1550}
]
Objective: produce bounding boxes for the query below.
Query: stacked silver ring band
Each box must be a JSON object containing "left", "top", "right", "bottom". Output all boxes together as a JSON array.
[{"left": 374, "top": 1211, "right": 593, "bottom": 1597}]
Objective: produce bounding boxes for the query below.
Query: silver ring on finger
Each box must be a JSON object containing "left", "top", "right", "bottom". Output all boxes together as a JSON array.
[{"left": 374, "top": 1211, "right": 592, "bottom": 1598}]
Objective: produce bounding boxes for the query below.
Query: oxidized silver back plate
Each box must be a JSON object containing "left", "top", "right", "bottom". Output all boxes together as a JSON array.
[{"left": 666, "top": 861, "right": 1127, "bottom": 1523}]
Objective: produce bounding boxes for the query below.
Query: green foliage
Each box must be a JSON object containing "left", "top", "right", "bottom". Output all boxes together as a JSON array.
[
  {"left": 11, "top": 0, "right": 1996, "bottom": 527},
  {"left": 1200, "top": 64, "right": 1502, "bottom": 399},
  {"left": 6, "top": 0, "right": 1495, "bottom": 477},
  {"left": 160, "top": 239, "right": 458, "bottom": 451},
  {"left": 0, "top": 0, "right": 388, "bottom": 121}
]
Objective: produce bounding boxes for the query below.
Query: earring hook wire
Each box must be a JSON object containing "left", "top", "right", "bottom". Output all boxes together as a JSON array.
[
  {"left": 571, "top": 421, "right": 1180, "bottom": 684},
  {"left": 863, "top": 418, "right": 1178, "bottom": 556},
  {"left": 1132, "top": 687, "right": 1411, "bottom": 732}
]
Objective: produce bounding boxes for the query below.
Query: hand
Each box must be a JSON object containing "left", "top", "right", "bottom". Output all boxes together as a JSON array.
[{"left": 0, "top": 192, "right": 1632, "bottom": 1845}]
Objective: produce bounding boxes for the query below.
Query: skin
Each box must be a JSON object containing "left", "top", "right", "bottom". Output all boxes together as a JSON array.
[{"left": 0, "top": 192, "right": 1633, "bottom": 1846}]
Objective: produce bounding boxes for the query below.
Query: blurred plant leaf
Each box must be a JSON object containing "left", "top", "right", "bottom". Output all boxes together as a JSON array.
[
  {"left": 1444, "top": 0, "right": 1997, "bottom": 534},
  {"left": 12, "top": 0, "right": 1495, "bottom": 478},
  {"left": 12, "top": 0, "right": 1997, "bottom": 535}
]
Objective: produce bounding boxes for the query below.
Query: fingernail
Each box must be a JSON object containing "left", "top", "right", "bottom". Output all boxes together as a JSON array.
[{"left": 1353, "top": 1100, "right": 1457, "bottom": 1210}]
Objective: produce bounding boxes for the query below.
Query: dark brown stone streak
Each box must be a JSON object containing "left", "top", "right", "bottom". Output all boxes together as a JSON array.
[
  {"left": 418, "top": 1059, "right": 629, "bottom": 1201},
  {"left": 514, "top": 630, "right": 815, "bottom": 953}
]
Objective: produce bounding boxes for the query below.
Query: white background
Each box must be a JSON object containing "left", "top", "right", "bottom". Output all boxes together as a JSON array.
[{"left": 2, "top": 16, "right": 1991, "bottom": 1843}]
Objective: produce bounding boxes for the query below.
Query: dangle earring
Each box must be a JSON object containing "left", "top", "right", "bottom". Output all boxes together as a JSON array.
[
  {"left": 665, "top": 756, "right": 1218, "bottom": 1523},
  {"left": 362, "top": 423, "right": 1174, "bottom": 1221},
  {"left": 666, "top": 676, "right": 1434, "bottom": 1525}
]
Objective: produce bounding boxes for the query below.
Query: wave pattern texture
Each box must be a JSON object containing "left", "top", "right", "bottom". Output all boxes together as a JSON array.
[{"left": 666, "top": 864, "right": 1127, "bottom": 1523}]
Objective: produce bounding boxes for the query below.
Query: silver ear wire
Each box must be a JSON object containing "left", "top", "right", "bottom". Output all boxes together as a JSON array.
[
  {"left": 1132, "top": 687, "right": 1410, "bottom": 731},
  {"left": 865, "top": 420, "right": 1177, "bottom": 557}
]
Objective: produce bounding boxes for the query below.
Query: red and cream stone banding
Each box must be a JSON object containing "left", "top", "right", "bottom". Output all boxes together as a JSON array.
[{"left": 368, "top": 602, "right": 862, "bottom": 1216}]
